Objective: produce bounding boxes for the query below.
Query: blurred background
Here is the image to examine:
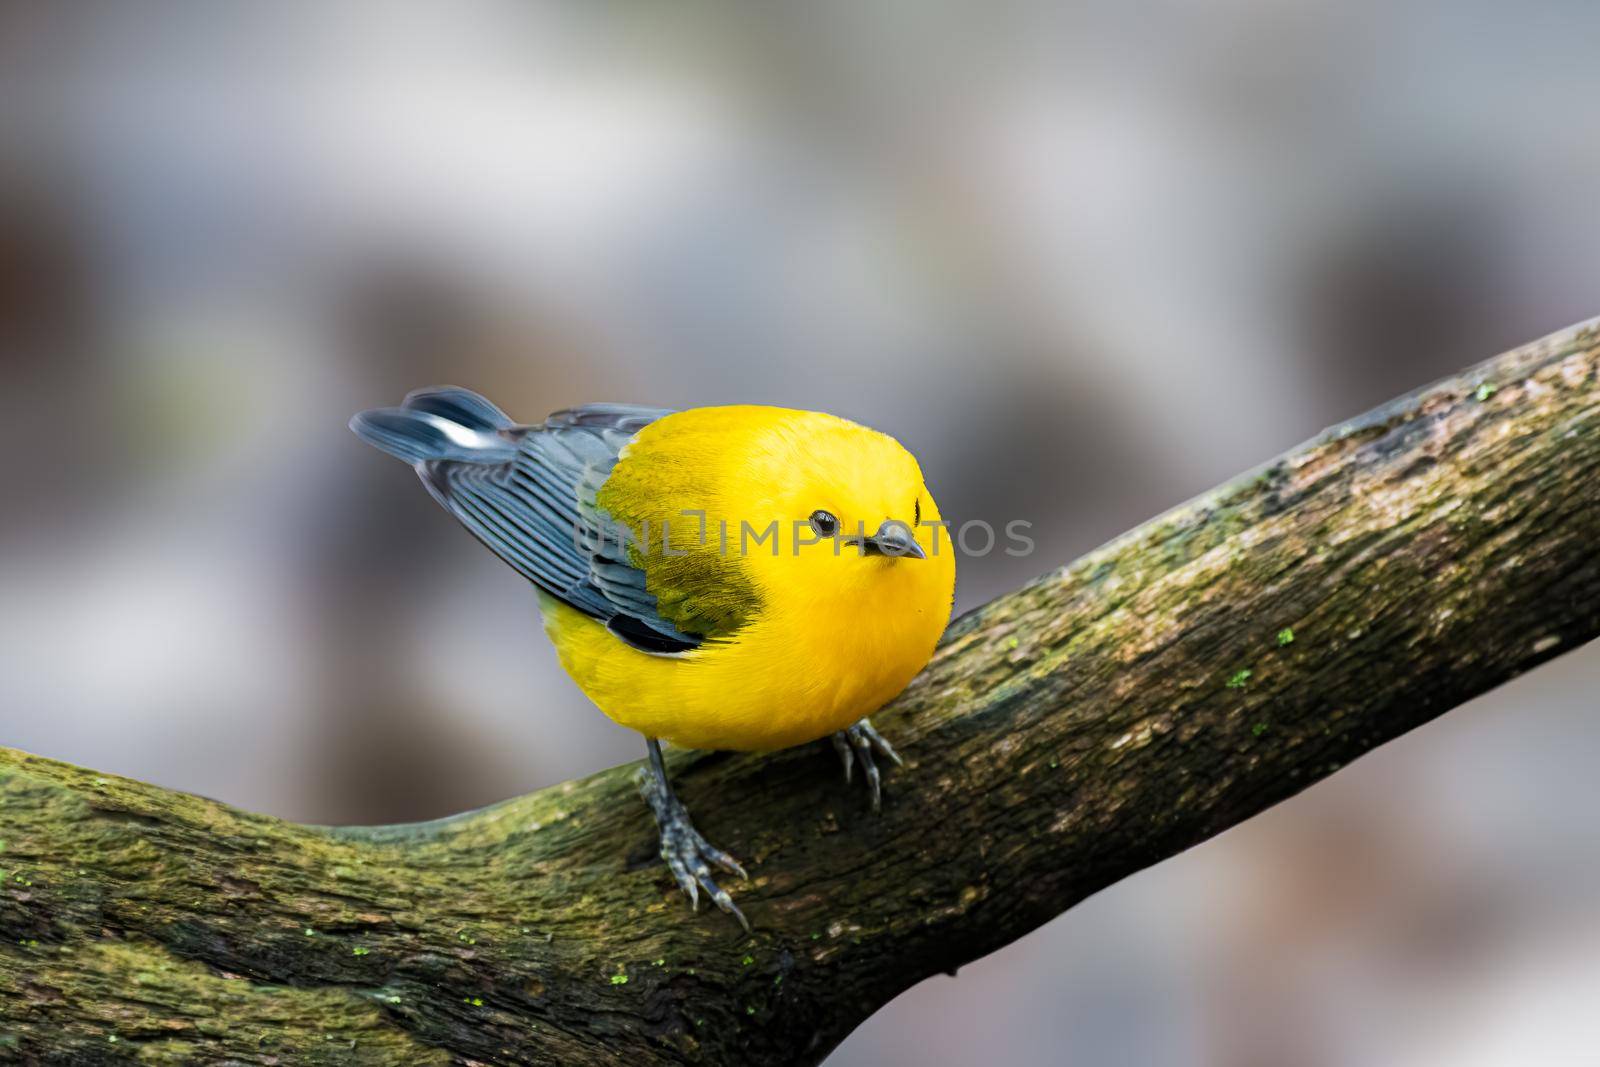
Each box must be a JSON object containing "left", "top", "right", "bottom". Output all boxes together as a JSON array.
[{"left": 2, "top": 1, "right": 1598, "bottom": 1063}]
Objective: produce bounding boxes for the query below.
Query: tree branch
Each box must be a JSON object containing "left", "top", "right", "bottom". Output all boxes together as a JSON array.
[{"left": 3, "top": 319, "right": 1599, "bottom": 1065}]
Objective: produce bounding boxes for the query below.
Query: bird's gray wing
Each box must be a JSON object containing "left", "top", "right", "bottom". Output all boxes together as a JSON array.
[{"left": 352, "top": 387, "right": 698, "bottom": 653}]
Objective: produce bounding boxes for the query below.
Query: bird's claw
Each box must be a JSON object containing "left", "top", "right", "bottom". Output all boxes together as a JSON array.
[
  {"left": 832, "top": 717, "right": 903, "bottom": 811},
  {"left": 636, "top": 767, "right": 750, "bottom": 932}
]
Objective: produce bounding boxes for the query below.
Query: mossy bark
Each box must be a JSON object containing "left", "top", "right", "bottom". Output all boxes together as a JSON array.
[{"left": 3, "top": 320, "right": 1599, "bottom": 1065}]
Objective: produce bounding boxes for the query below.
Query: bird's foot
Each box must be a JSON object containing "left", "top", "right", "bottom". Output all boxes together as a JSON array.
[
  {"left": 636, "top": 767, "right": 750, "bottom": 932},
  {"left": 831, "top": 717, "right": 904, "bottom": 812}
]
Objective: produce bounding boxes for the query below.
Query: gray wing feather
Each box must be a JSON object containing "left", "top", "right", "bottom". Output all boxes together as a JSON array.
[{"left": 351, "top": 388, "right": 694, "bottom": 652}]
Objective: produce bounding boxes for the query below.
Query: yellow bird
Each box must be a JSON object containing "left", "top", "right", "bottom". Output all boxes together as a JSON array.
[{"left": 352, "top": 388, "right": 955, "bottom": 928}]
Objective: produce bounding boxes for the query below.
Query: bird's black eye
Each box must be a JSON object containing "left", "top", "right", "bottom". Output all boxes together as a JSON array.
[
  {"left": 809, "top": 510, "right": 839, "bottom": 537},
  {"left": 914, "top": 498, "right": 921, "bottom": 526}
]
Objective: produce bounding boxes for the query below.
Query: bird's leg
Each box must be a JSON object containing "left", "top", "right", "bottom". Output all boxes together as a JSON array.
[
  {"left": 635, "top": 737, "right": 750, "bottom": 932},
  {"left": 832, "top": 717, "right": 904, "bottom": 811}
]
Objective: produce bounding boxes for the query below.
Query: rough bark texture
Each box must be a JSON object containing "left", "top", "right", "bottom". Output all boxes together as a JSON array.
[{"left": 2, "top": 319, "right": 1599, "bottom": 1065}]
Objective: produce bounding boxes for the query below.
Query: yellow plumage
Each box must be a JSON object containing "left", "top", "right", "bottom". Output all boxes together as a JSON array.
[{"left": 539, "top": 406, "right": 955, "bottom": 750}]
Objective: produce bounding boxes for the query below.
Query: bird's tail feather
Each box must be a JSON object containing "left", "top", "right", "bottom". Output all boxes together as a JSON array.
[{"left": 350, "top": 386, "right": 520, "bottom": 465}]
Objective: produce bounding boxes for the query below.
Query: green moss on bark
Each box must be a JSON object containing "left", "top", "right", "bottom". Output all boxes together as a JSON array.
[{"left": 1, "top": 318, "right": 1597, "bottom": 1064}]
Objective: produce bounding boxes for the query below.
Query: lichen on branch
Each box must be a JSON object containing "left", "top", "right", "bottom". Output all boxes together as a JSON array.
[{"left": 1, "top": 319, "right": 1597, "bottom": 1065}]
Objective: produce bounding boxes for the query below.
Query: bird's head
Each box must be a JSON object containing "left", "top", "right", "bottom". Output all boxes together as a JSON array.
[{"left": 731, "top": 411, "right": 956, "bottom": 613}]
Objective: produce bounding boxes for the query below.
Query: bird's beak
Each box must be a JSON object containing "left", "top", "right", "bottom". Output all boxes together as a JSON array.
[{"left": 851, "top": 520, "right": 926, "bottom": 560}]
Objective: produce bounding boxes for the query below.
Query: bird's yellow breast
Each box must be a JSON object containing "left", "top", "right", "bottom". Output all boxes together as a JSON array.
[{"left": 539, "top": 405, "right": 956, "bottom": 751}]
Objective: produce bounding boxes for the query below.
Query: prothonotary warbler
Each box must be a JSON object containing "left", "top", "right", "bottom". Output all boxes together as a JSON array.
[{"left": 352, "top": 387, "right": 955, "bottom": 929}]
